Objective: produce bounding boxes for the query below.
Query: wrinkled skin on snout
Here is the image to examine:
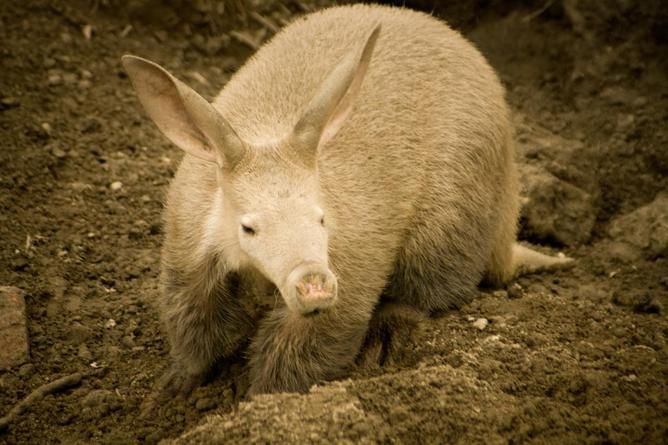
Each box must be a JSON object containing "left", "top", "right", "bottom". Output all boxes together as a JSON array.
[{"left": 219, "top": 152, "right": 338, "bottom": 315}]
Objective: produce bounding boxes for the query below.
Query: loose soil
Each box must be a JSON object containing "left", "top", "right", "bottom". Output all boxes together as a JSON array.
[{"left": 0, "top": 1, "right": 666, "bottom": 444}]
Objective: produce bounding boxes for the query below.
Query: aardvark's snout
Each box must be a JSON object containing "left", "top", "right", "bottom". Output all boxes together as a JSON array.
[{"left": 284, "top": 262, "right": 337, "bottom": 314}]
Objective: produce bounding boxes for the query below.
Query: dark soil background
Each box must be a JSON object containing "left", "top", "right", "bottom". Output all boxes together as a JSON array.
[{"left": 0, "top": 0, "right": 666, "bottom": 443}]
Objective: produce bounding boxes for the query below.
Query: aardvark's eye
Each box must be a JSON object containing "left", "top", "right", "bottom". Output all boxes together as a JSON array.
[{"left": 241, "top": 223, "right": 256, "bottom": 235}]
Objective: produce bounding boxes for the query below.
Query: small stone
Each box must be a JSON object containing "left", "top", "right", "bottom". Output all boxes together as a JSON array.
[
  {"left": 492, "top": 290, "right": 508, "bottom": 299},
  {"left": 611, "top": 290, "right": 638, "bottom": 307},
  {"left": 121, "top": 335, "right": 135, "bottom": 348},
  {"left": 0, "top": 286, "right": 30, "bottom": 369},
  {"left": 82, "top": 389, "right": 114, "bottom": 407},
  {"left": 507, "top": 283, "right": 524, "bottom": 299},
  {"left": 63, "top": 72, "right": 78, "bottom": 84},
  {"left": 80, "top": 389, "right": 118, "bottom": 419},
  {"left": 48, "top": 74, "right": 62, "bottom": 86},
  {"left": 18, "top": 363, "right": 35, "bottom": 377},
  {"left": 0, "top": 96, "right": 20, "bottom": 110},
  {"left": 81, "top": 69, "right": 93, "bottom": 79},
  {"left": 632, "top": 96, "right": 647, "bottom": 108},
  {"left": 82, "top": 24, "right": 93, "bottom": 40},
  {"left": 110, "top": 181, "right": 123, "bottom": 191},
  {"left": 590, "top": 310, "right": 605, "bottom": 322},
  {"left": 62, "top": 97, "right": 78, "bottom": 110},
  {"left": 611, "top": 326, "right": 627, "bottom": 338},
  {"left": 80, "top": 406, "right": 93, "bottom": 420},
  {"left": 616, "top": 113, "right": 635, "bottom": 129},
  {"left": 578, "top": 284, "right": 611, "bottom": 302},
  {"left": 78, "top": 344, "right": 93, "bottom": 361},
  {"left": 79, "top": 79, "right": 92, "bottom": 89},
  {"left": 52, "top": 146, "right": 67, "bottom": 158},
  {"left": 608, "top": 193, "right": 668, "bottom": 259},
  {"left": 104, "top": 318, "right": 117, "bottom": 329},
  {"left": 68, "top": 322, "right": 93, "bottom": 345},
  {"left": 106, "top": 345, "right": 122, "bottom": 358},
  {"left": 472, "top": 318, "right": 489, "bottom": 331},
  {"left": 195, "top": 397, "right": 216, "bottom": 411},
  {"left": 41, "top": 122, "right": 52, "bottom": 135},
  {"left": 69, "top": 182, "right": 92, "bottom": 192}
]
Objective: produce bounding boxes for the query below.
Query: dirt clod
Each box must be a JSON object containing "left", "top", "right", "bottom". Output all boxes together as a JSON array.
[
  {"left": 507, "top": 283, "right": 524, "bottom": 299},
  {"left": 472, "top": 318, "right": 489, "bottom": 330},
  {"left": 0, "top": 287, "right": 29, "bottom": 370},
  {"left": 608, "top": 192, "right": 668, "bottom": 259}
]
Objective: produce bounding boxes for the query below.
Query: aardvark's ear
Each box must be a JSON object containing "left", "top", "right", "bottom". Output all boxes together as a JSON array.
[
  {"left": 290, "top": 24, "right": 381, "bottom": 165},
  {"left": 122, "top": 55, "right": 246, "bottom": 168}
]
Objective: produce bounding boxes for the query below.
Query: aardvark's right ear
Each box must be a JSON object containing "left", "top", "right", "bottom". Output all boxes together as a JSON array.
[
  {"left": 121, "top": 55, "right": 245, "bottom": 168},
  {"left": 290, "top": 24, "right": 381, "bottom": 166}
]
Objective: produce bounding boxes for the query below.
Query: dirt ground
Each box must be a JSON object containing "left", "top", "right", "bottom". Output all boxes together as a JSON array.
[{"left": 1, "top": 0, "right": 666, "bottom": 443}]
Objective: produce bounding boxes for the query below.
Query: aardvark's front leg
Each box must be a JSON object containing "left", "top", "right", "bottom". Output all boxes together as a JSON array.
[
  {"left": 157, "top": 264, "right": 255, "bottom": 397},
  {"left": 247, "top": 306, "right": 370, "bottom": 394}
]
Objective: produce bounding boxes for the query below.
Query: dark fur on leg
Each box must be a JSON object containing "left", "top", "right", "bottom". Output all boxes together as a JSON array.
[
  {"left": 247, "top": 307, "right": 368, "bottom": 395},
  {"left": 356, "top": 301, "right": 427, "bottom": 369},
  {"left": 145, "top": 264, "right": 255, "bottom": 411}
]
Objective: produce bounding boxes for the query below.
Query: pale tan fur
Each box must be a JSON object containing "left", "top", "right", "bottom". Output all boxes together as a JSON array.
[{"left": 124, "top": 4, "right": 572, "bottom": 396}]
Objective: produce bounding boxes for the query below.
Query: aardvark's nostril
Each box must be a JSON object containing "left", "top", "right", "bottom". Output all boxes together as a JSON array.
[
  {"left": 296, "top": 274, "right": 332, "bottom": 299},
  {"left": 285, "top": 262, "right": 338, "bottom": 314}
]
